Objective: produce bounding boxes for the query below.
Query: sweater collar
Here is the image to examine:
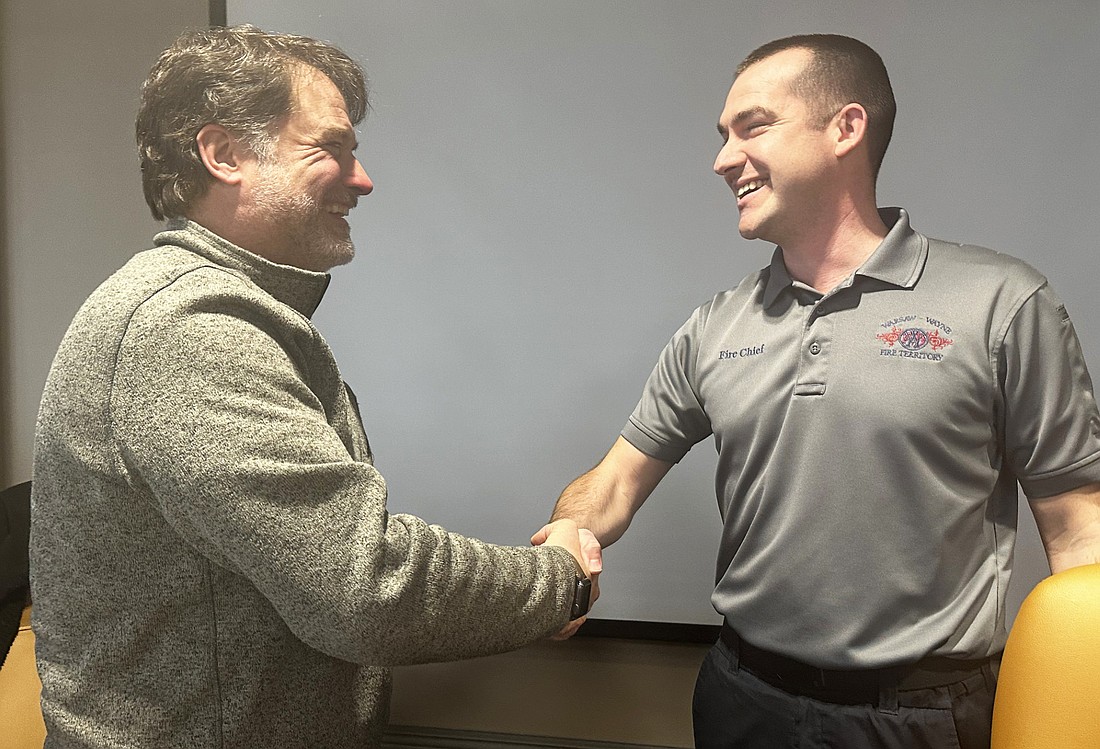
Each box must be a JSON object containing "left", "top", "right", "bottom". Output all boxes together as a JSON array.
[
  {"left": 762, "top": 207, "right": 928, "bottom": 308},
  {"left": 154, "top": 220, "right": 331, "bottom": 318}
]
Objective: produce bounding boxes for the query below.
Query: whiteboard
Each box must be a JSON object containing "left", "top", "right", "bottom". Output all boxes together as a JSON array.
[{"left": 227, "top": 0, "right": 1100, "bottom": 625}]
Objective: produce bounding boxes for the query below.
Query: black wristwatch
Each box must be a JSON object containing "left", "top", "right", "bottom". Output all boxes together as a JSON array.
[{"left": 569, "top": 560, "right": 592, "bottom": 621}]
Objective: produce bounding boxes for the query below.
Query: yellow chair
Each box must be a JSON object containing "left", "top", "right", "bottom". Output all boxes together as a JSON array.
[
  {"left": 0, "top": 604, "right": 46, "bottom": 748},
  {"left": 1, "top": 480, "right": 45, "bottom": 747},
  {"left": 991, "top": 563, "right": 1100, "bottom": 748}
]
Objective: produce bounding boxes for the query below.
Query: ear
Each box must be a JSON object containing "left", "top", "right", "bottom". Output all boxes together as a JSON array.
[
  {"left": 832, "top": 103, "right": 869, "bottom": 160},
  {"left": 195, "top": 124, "right": 250, "bottom": 186}
]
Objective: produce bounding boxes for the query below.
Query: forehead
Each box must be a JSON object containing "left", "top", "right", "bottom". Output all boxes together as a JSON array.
[
  {"left": 283, "top": 66, "right": 354, "bottom": 136},
  {"left": 721, "top": 47, "right": 812, "bottom": 116}
]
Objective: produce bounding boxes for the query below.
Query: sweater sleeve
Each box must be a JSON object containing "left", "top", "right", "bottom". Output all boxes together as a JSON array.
[{"left": 109, "top": 267, "right": 575, "bottom": 666}]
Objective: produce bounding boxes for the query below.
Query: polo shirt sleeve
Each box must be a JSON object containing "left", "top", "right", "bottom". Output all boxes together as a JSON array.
[
  {"left": 622, "top": 302, "right": 714, "bottom": 463},
  {"left": 1001, "top": 282, "right": 1100, "bottom": 498}
]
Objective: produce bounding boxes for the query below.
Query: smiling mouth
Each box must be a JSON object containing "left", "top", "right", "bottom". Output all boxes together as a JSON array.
[{"left": 736, "top": 179, "right": 766, "bottom": 199}]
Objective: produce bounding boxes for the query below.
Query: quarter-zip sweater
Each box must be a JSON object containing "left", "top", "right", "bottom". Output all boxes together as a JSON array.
[{"left": 31, "top": 220, "right": 575, "bottom": 748}]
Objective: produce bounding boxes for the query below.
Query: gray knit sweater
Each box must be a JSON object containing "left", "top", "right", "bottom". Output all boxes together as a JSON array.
[{"left": 30, "top": 221, "right": 575, "bottom": 748}]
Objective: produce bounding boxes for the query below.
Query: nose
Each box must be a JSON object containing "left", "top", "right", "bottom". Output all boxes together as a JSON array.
[
  {"left": 713, "top": 140, "right": 745, "bottom": 178},
  {"left": 347, "top": 158, "right": 373, "bottom": 196}
]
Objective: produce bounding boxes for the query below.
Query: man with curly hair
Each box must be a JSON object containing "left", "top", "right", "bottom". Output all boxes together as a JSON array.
[{"left": 31, "top": 25, "right": 599, "bottom": 748}]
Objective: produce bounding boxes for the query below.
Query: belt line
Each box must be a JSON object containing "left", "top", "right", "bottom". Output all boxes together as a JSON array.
[{"left": 720, "top": 624, "right": 999, "bottom": 705}]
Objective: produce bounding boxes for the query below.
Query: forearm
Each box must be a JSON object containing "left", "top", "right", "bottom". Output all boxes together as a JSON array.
[
  {"left": 551, "top": 436, "right": 673, "bottom": 547},
  {"left": 552, "top": 468, "right": 636, "bottom": 546},
  {"left": 1042, "top": 520, "right": 1100, "bottom": 575},
  {"left": 1048, "top": 542, "right": 1100, "bottom": 575},
  {"left": 1030, "top": 483, "right": 1100, "bottom": 574},
  {"left": 342, "top": 512, "right": 577, "bottom": 664},
  {"left": 138, "top": 452, "right": 576, "bottom": 666}
]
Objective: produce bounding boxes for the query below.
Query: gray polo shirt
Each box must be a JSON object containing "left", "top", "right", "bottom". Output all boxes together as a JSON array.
[{"left": 624, "top": 208, "right": 1100, "bottom": 668}]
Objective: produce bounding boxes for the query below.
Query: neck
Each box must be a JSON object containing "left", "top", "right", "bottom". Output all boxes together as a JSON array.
[
  {"left": 187, "top": 192, "right": 275, "bottom": 263},
  {"left": 779, "top": 198, "right": 888, "bottom": 294}
]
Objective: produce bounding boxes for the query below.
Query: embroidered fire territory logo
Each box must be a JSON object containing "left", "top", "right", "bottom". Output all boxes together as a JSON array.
[{"left": 876, "top": 315, "right": 954, "bottom": 362}]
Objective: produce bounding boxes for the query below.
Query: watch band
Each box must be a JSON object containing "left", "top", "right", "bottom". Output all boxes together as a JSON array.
[{"left": 569, "top": 559, "right": 592, "bottom": 621}]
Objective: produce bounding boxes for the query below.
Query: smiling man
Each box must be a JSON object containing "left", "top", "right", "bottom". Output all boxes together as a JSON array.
[
  {"left": 30, "top": 25, "right": 599, "bottom": 748},
  {"left": 551, "top": 34, "right": 1100, "bottom": 748}
]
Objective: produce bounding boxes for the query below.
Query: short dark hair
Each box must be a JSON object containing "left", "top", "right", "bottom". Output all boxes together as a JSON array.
[
  {"left": 738, "top": 34, "right": 896, "bottom": 179},
  {"left": 136, "top": 25, "right": 369, "bottom": 221}
]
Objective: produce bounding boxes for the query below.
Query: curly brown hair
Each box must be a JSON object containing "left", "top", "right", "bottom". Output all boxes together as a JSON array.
[{"left": 136, "top": 25, "right": 368, "bottom": 221}]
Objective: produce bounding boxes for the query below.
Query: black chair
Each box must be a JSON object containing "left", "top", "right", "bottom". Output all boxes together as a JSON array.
[{"left": 1, "top": 481, "right": 32, "bottom": 668}]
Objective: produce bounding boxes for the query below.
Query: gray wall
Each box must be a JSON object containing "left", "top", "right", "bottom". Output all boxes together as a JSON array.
[
  {"left": 226, "top": 0, "right": 1100, "bottom": 627},
  {"left": 1, "top": 0, "right": 202, "bottom": 484},
  {"left": 3, "top": 0, "right": 1097, "bottom": 744},
  {"left": 0, "top": 3, "right": 703, "bottom": 743}
]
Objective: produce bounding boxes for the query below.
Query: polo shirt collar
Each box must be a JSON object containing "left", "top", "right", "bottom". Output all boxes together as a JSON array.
[{"left": 762, "top": 207, "right": 928, "bottom": 309}]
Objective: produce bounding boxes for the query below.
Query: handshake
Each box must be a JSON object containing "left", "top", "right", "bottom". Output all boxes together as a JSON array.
[{"left": 530, "top": 518, "right": 603, "bottom": 641}]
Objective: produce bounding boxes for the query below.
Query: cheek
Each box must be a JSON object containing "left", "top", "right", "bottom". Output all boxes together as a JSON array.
[{"left": 319, "top": 165, "right": 350, "bottom": 192}]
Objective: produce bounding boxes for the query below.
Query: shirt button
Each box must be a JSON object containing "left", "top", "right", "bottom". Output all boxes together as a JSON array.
[{"left": 809, "top": 342, "right": 822, "bottom": 355}]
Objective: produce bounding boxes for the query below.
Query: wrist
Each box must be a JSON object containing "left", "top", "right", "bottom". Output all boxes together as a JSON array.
[{"left": 568, "top": 556, "right": 592, "bottom": 621}]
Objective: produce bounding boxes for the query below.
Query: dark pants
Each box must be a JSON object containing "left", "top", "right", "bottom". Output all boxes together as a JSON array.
[{"left": 693, "top": 639, "right": 997, "bottom": 749}]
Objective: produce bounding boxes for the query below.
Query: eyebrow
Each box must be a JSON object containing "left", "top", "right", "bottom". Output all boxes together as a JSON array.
[
  {"left": 321, "top": 125, "right": 359, "bottom": 150},
  {"left": 718, "top": 105, "right": 778, "bottom": 136}
]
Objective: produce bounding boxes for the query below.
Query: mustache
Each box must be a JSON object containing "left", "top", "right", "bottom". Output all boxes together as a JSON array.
[{"left": 326, "top": 192, "right": 358, "bottom": 211}]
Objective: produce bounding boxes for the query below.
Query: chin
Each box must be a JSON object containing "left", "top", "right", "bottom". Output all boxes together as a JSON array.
[
  {"left": 306, "top": 233, "right": 355, "bottom": 271},
  {"left": 326, "top": 243, "right": 356, "bottom": 270},
  {"left": 738, "top": 215, "right": 777, "bottom": 243},
  {"left": 738, "top": 222, "right": 762, "bottom": 241}
]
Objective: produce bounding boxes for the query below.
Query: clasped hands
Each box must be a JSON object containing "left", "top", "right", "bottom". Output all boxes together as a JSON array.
[{"left": 530, "top": 518, "right": 603, "bottom": 640}]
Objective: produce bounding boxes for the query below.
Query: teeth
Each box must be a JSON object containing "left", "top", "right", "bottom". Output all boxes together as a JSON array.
[{"left": 737, "top": 180, "right": 765, "bottom": 199}]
